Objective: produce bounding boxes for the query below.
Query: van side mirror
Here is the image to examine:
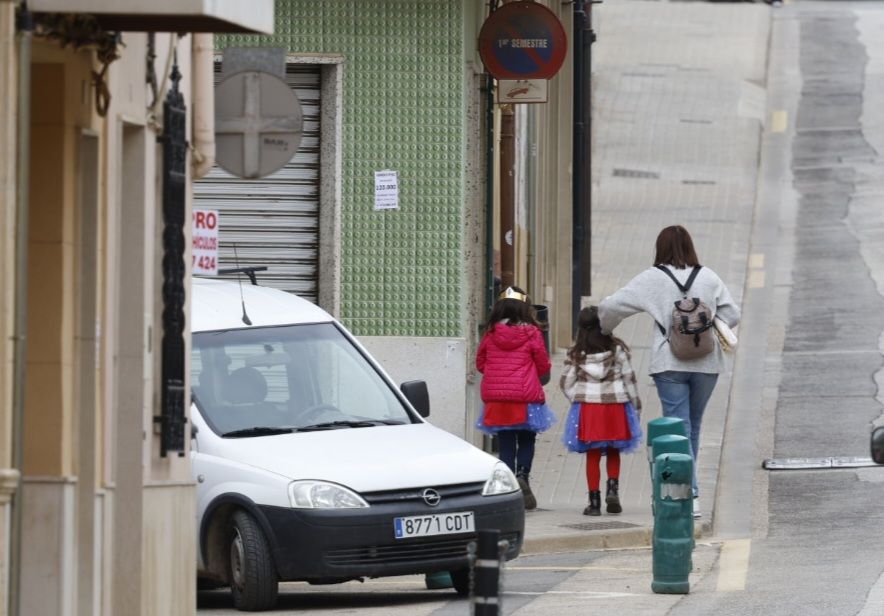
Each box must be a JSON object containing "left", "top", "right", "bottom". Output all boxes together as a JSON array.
[
  {"left": 400, "top": 380, "right": 430, "bottom": 418},
  {"left": 871, "top": 426, "right": 884, "bottom": 464}
]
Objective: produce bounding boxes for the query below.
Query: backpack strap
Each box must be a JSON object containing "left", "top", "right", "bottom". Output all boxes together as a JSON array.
[
  {"left": 654, "top": 265, "right": 703, "bottom": 335},
  {"left": 683, "top": 265, "right": 702, "bottom": 293},
  {"left": 655, "top": 265, "right": 702, "bottom": 295}
]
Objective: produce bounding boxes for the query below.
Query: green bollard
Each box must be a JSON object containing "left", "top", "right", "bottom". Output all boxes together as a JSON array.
[
  {"left": 651, "top": 452, "right": 694, "bottom": 594},
  {"left": 425, "top": 571, "right": 453, "bottom": 589},
  {"left": 651, "top": 434, "right": 691, "bottom": 460},
  {"left": 646, "top": 417, "right": 687, "bottom": 479}
]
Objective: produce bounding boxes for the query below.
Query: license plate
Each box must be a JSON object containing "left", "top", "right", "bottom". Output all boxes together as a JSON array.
[{"left": 393, "top": 511, "right": 475, "bottom": 539}]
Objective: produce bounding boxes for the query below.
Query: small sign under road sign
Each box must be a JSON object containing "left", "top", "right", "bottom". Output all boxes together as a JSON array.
[{"left": 498, "top": 79, "right": 548, "bottom": 103}]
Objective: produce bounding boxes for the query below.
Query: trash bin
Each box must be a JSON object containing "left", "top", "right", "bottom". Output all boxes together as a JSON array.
[{"left": 533, "top": 304, "right": 550, "bottom": 386}]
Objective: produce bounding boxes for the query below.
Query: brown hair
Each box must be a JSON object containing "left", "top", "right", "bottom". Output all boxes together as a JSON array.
[
  {"left": 568, "top": 306, "right": 628, "bottom": 363},
  {"left": 654, "top": 225, "right": 700, "bottom": 268},
  {"left": 485, "top": 286, "right": 542, "bottom": 330}
]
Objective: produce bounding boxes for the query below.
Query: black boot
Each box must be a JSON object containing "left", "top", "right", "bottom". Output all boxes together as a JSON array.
[
  {"left": 516, "top": 469, "right": 537, "bottom": 510},
  {"left": 606, "top": 478, "right": 622, "bottom": 514},
  {"left": 583, "top": 491, "right": 601, "bottom": 516}
]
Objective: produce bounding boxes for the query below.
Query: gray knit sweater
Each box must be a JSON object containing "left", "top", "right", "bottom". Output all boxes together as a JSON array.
[{"left": 598, "top": 266, "right": 741, "bottom": 375}]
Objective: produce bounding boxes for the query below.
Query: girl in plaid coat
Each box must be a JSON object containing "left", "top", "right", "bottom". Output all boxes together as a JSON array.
[{"left": 560, "top": 306, "right": 643, "bottom": 516}]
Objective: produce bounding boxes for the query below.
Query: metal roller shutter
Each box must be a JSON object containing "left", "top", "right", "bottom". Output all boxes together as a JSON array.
[{"left": 194, "top": 63, "right": 320, "bottom": 302}]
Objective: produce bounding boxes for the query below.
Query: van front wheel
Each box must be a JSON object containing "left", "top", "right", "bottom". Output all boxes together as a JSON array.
[
  {"left": 450, "top": 567, "right": 471, "bottom": 596},
  {"left": 229, "top": 510, "right": 278, "bottom": 611}
]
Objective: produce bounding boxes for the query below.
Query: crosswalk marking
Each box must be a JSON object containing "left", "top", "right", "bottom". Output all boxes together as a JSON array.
[{"left": 716, "top": 538, "right": 751, "bottom": 591}]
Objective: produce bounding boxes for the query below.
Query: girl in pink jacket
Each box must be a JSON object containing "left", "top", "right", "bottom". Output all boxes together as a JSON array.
[{"left": 476, "top": 287, "right": 556, "bottom": 509}]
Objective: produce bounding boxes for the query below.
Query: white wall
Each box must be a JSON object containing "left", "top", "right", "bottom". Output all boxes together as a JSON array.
[{"left": 359, "top": 337, "right": 468, "bottom": 439}]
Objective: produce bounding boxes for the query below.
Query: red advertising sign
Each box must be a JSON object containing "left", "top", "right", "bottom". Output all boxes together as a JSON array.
[
  {"left": 479, "top": 1, "right": 568, "bottom": 80},
  {"left": 192, "top": 209, "right": 219, "bottom": 275}
]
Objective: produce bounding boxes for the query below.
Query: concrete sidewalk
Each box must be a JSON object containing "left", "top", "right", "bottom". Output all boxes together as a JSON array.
[{"left": 521, "top": 0, "right": 771, "bottom": 555}]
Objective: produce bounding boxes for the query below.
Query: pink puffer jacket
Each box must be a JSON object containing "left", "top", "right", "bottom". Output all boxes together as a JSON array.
[{"left": 476, "top": 323, "right": 551, "bottom": 403}]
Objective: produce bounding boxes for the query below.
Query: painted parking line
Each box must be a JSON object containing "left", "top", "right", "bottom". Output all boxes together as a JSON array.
[
  {"left": 749, "top": 253, "right": 765, "bottom": 269},
  {"left": 748, "top": 269, "right": 766, "bottom": 289},
  {"left": 771, "top": 110, "right": 788, "bottom": 133},
  {"left": 716, "top": 538, "right": 751, "bottom": 591},
  {"left": 508, "top": 565, "right": 644, "bottom": 573},
  {"left": 505, "top": 590, "right": 641, "bottom": 598}
]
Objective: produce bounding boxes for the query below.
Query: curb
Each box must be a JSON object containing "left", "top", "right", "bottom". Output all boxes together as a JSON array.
[{"left": 520, "top": 518, "right": 713, "bottom": 555}]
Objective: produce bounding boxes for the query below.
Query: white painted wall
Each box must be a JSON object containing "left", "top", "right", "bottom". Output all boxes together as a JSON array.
[{"left": 359, "top": 337, "right": 468, "bottom": 439}]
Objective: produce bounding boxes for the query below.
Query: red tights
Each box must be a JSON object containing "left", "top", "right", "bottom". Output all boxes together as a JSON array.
[{"left": 586, "top": 448, "right": 620, "bottom": 491}]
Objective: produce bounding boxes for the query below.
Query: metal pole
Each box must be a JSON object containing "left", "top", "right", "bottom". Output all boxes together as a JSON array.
[
  {"left": 10, "top": 5, "right": 33, "bottom": 615},
  {"left": 499, "top": 104, "right": 515, "bottom": 289},
  {"left": 583, "top": 3, "right": 597, "bottom": 299},
  {"left": 571, "top": 0, "right": 596, "bottom": 334},
  {"left": 485, "top": 71, "right": 496, "bottom": 316}
]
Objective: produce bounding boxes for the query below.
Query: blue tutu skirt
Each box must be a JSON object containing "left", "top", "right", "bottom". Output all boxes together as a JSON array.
[
  {"left": 562, "top": 401, "right": 642, "bottom": 454},
  {"left": 476, "top": 402, "right": 557, "bottom": 434}
]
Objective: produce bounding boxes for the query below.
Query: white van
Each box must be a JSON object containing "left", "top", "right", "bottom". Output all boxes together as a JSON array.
[{"left": 190, "top": 277, "right": 525, "bottom": 611}]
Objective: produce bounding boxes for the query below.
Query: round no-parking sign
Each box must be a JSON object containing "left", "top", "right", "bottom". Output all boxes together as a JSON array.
[{"left": 478, "top": 1, "right": 568, "bottom": 80}]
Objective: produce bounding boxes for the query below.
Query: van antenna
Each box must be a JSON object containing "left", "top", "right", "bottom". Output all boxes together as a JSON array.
[{"left": 232, "top": 244, "right": 252, "bottom": 326}]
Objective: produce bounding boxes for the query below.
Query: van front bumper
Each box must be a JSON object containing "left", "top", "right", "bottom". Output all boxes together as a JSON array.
[{"left": 258, "top": 491, "right": 524, "bottom": 582}]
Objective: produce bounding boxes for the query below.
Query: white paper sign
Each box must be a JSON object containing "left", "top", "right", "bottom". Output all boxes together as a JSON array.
[
  {"left": 192, "top": 209, "right": 219, "bottom": 275},
  {"left": 374, "top": 170, "right": 399, "bottom": 210}
]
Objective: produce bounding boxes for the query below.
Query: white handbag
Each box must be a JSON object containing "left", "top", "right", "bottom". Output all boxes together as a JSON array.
[{"left": 713, "top": 317, "right": 738, "bottom": 352}]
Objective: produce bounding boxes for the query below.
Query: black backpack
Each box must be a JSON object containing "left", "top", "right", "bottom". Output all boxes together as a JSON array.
[{"left": 655, "top": 265, "right": 715, "bottom": 360}]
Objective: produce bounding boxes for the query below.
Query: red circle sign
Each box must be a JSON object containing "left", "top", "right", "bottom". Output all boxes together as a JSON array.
[{"left": 478, "top": 2, "right": 568, "bottom": 80}]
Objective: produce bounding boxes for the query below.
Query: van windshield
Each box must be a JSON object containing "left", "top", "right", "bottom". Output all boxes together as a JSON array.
[{"left": 191, "top": 323, "right": 415, "bottom": 436}]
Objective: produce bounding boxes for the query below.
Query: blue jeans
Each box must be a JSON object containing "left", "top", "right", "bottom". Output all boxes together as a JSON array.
[
  {"left": 497, "top": 430, "right": 536, "bottom": 477},
  {"left": 651, "top": 371, "right": 718, "bottom": 496}
]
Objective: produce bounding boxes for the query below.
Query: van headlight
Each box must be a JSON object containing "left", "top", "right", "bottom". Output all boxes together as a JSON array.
[
  {"left": 482, "top": 462, "right": 520, "bottom": 496},
  {"left": 288, "top": 480, "right": 369, "bottom": 509}
]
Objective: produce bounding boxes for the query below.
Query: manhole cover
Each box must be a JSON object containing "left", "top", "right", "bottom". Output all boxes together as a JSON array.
[
  {"left": 763, "top": 457, "right": 880, "bottom": 470},
  {"left": 560, "top": 521, "right": 640, "bottom": 531}
]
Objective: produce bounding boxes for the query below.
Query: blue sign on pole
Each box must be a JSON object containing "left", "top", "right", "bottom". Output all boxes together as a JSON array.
[{"left": 479, "top": 1, "right": 567, "bottom": 80}]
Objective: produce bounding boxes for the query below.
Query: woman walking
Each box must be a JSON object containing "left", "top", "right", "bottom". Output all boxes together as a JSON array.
[{"left": 599, "top": 225, "right": 740, "bottom": 518}]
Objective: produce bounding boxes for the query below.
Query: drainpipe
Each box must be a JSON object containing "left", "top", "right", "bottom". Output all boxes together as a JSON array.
[
  {"left": 191, "top": 33, "right": 215, "bottom": 179},
  {"left": 10, "top": 4, "right": 32, "bottom": 616},
  {"left": 499, "top": 103, "right": 515, "bottom": 289},
  {"left": 484, "top": 72, "right": 495, "bottom": 316}
]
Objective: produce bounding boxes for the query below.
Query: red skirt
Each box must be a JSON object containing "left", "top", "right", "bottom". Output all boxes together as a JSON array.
[
  {"left": 578, "top": 402, "right": 631, "bottom": 442},
  {"left": 482, "top": 401, "right": 528, "bottom": 426}
]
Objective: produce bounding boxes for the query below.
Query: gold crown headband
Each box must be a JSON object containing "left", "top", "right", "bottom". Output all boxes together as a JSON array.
[{"left": 499, "top": 287, "right": 528, "bottom": 303}]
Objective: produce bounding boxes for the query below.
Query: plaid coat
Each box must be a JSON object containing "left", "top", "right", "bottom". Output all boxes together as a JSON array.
[{"left": 559, "top": 346, "right": 642, "bottom": 412}]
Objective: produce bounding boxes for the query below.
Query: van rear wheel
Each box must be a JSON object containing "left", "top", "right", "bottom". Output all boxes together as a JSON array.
[{"left": 229, "top": 510, "right": 278, "bottom": 611}]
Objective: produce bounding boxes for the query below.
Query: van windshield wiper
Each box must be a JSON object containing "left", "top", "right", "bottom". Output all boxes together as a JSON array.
[
  {"left": 222, "top": 426, "right": 294, "bottom": 438},
  {"left": 295, "top": 420, "right": 405, "bottom": 432}
]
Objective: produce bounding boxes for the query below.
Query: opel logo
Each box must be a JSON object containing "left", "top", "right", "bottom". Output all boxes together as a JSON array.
[{"left": 422, "top": 488, "right": 441, "bottom": 507}]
